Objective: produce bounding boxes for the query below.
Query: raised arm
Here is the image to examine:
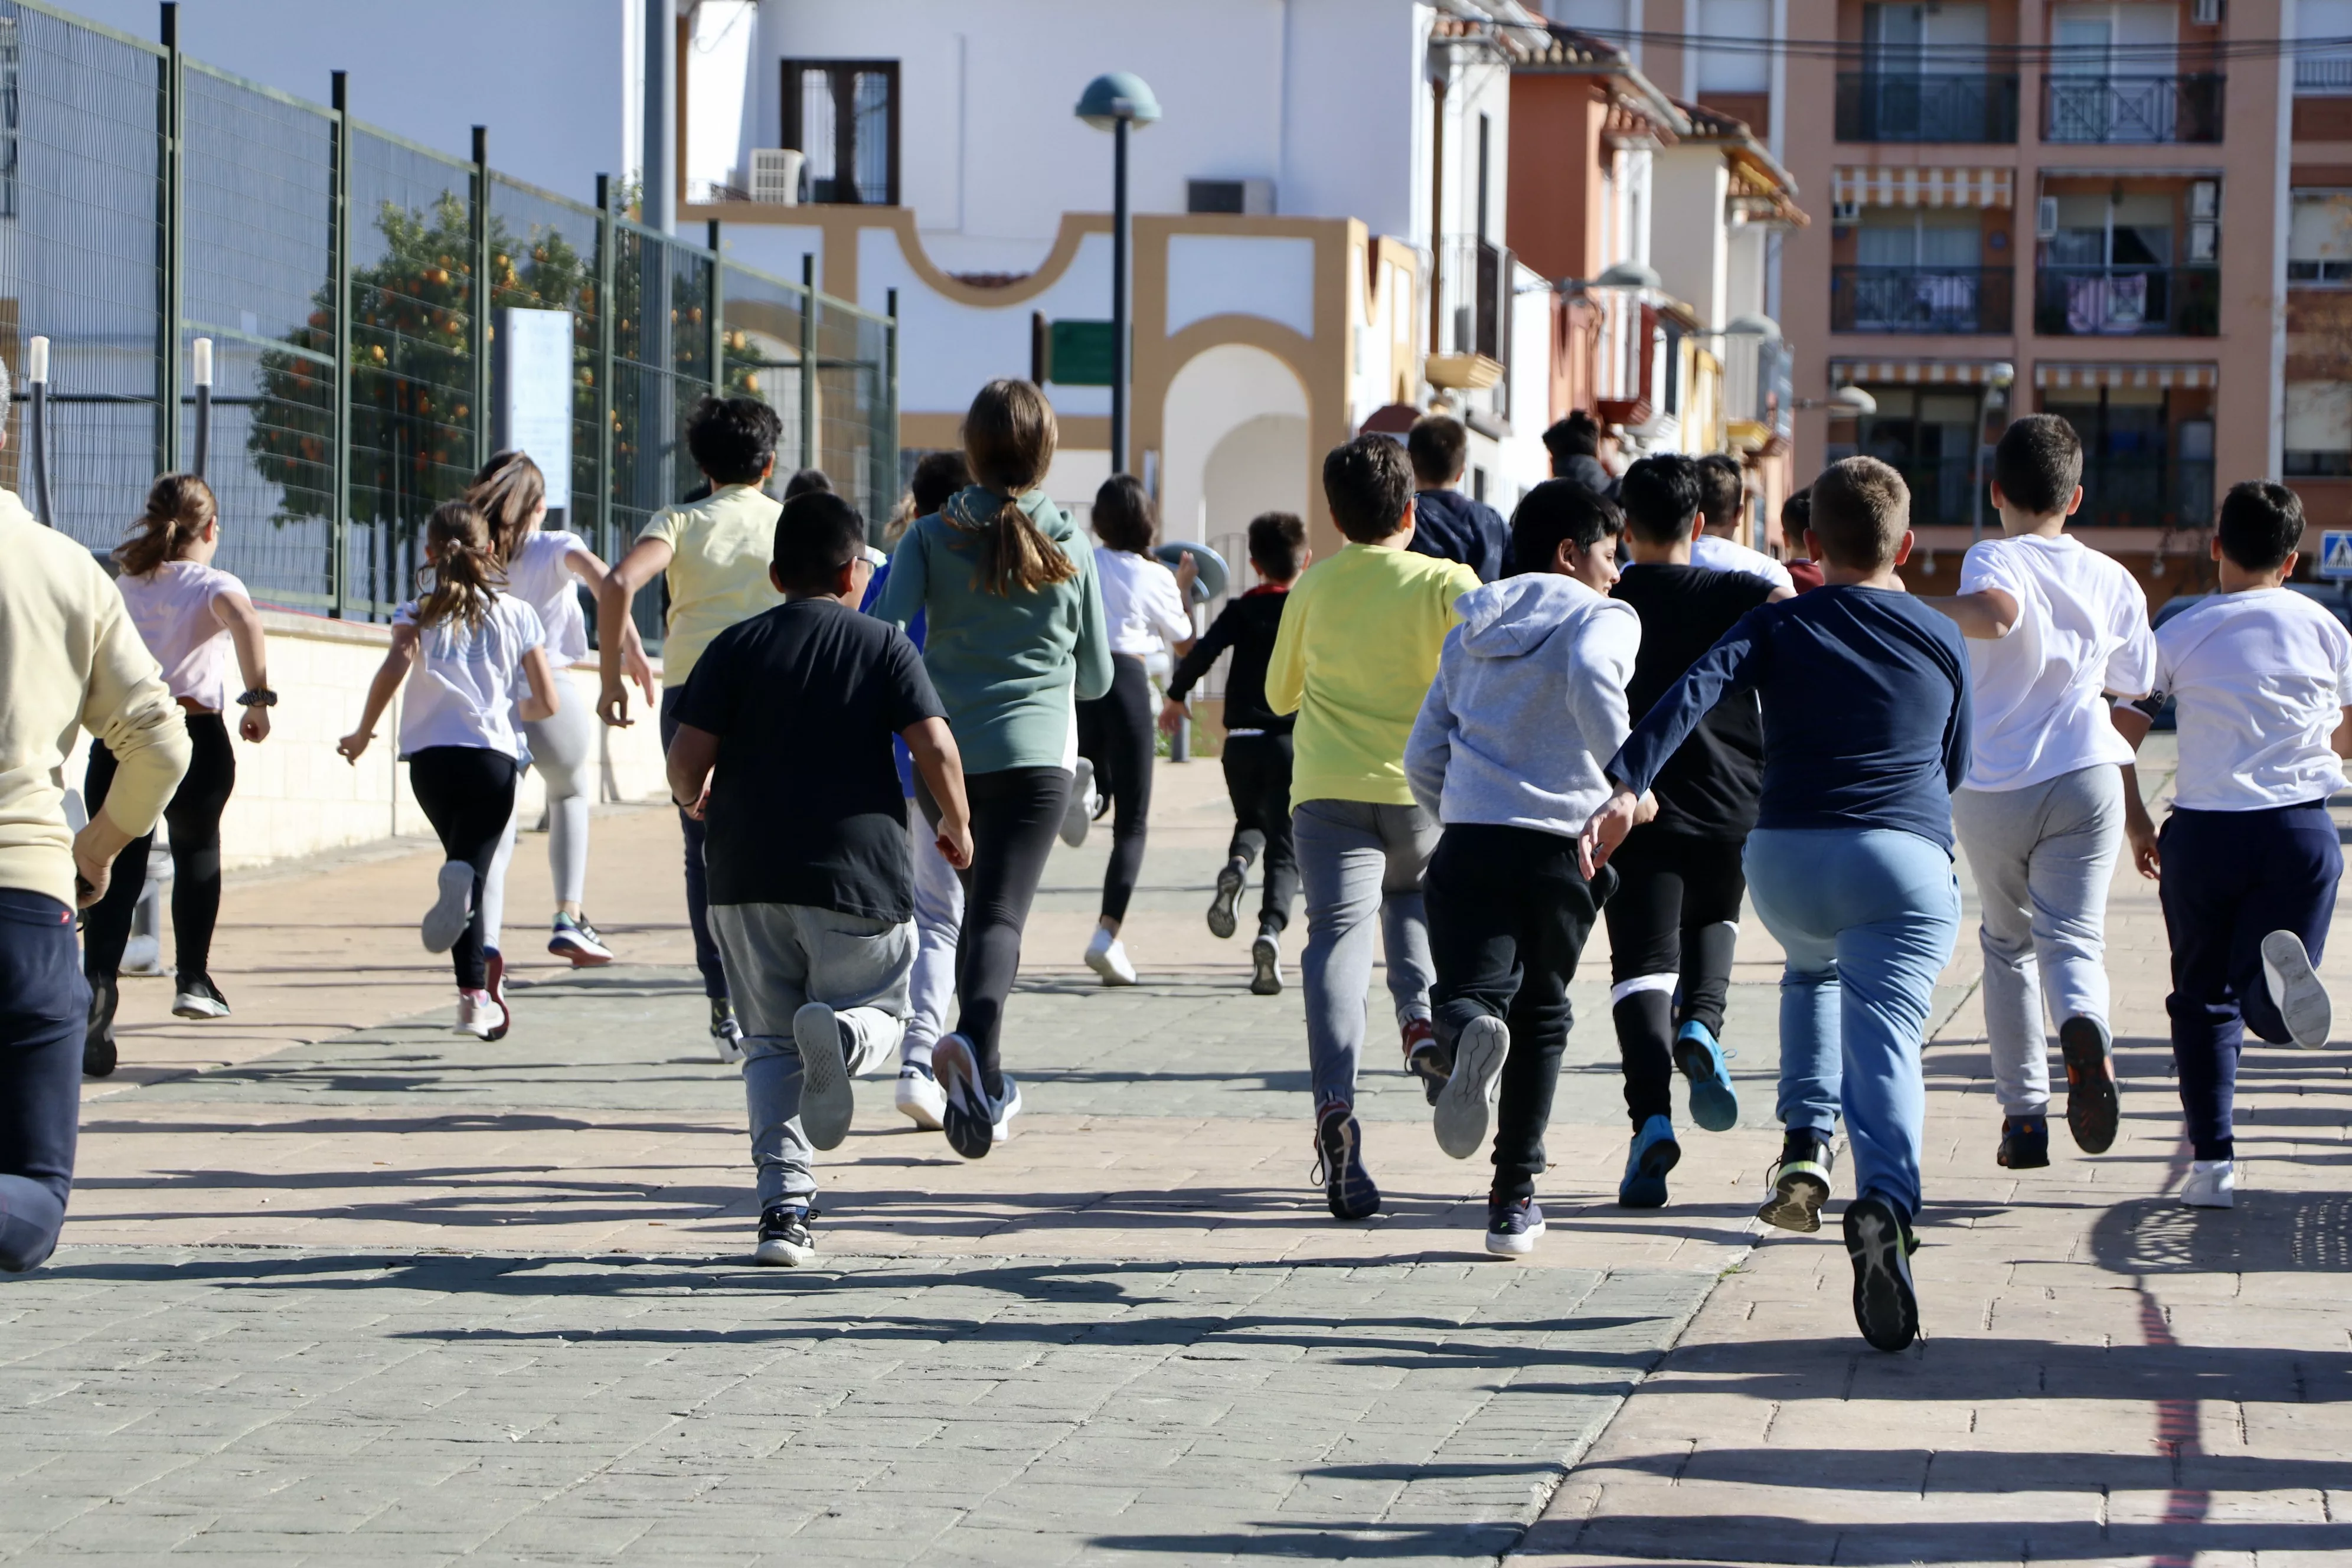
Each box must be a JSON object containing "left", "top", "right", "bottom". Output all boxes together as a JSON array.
[
  {"left": 1580, "top": 612, "right": 1768, "bottom": 876},
  {"left": 872, "top": 528, "right": 929, "bottom": 629},
  {"left": 597, "top": 535, "right": 672, "bottom": 727},
  {"left": 337, "top": 623, "right": 419, "bottom": 765},
  {"left": 1922, "top": 587, "right": 2020, "bottom": 640},
  {"left": 210, "top": 587, "right": 274, "bottom": 743},
  {"left": 516, "top": 645, "right": 558, "bottom": 725},
  {"left": 1161, "top": 600, "right": 1240, "bottom": 734},
  {"left": 566, "top": 541, "right": 656, "bottom": 700}
]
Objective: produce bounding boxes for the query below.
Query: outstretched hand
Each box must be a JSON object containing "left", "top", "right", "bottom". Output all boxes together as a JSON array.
[{"left": 1578, "top": 785, "right": 1642, "bottom": 880}]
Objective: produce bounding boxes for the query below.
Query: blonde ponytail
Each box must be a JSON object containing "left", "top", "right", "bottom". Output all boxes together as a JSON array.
[{"left": 414, "top": 501, "right": 504, "bottom": 633}]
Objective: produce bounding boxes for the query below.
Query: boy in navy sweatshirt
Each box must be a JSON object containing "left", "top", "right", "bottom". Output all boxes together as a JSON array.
[{"left": 1582, "top": 456, "right": 1969, "bottom": 1353}]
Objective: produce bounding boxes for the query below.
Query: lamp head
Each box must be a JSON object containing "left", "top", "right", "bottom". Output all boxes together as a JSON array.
[
  {"left": 1077, "top": 72, "right": 1162, "bottom": 130},
  {"left": 1724, "top": 312, "right": 1782, "bottom": 341},
  {"left": 1594, "top": 260, "right": 1662, "bottom": 291},
  {"left": 1832, "top": 385, "right": 1877, "bottom": 416}
]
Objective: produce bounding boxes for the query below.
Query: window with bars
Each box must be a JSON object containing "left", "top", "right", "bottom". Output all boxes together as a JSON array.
[{"left": 783, "top": 60, "right": 899, "bottom": 206}]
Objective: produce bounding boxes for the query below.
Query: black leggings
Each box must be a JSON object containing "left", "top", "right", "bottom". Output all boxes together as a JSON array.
[
  {"left": 1221, "top": 731, "right": 1298, "bottom": 933},
  {"left": 919, "top": 765, "right": 1070, "bottom": 1097},
  {"left": 1602, "top": 829, "right": 1747, "bottom": 1127},
  {"left": 407, "top": 746, "right": 520, "bottom": 990},
  {"left": 84, "top": 712, "right": 236, "bottom": 985},
  {"left": 1076, "top": 654, "right": 1155, "bottom": 923}
]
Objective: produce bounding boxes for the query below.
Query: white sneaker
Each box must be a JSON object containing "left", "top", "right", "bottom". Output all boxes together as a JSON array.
[
  {"left": 1086, "top": 927, "right": 1138, "bottom": 986},
  {"left": 1060, "top": 759, "right": 1096, "bottom": 848},
  {"left": 896, "top": 1062, "right": 947, "bottom": 1130},
  {"left": 2261, "top": 930, "right": 2333, "bottom": 1050},
  {"left": 456, "top": 988, "right": 504, "bottom": 1040},
  {"left": 2181, "top": 1158, "right": 2236, "bottom": 1208},
  {"left": 710, "top": 999, "right": 745, "bottom": 1064},
  {"left": 420, "top": 862, "right": 474, "bottom": 954},
  {"left": 171, "top": 975, "right": 231, "bottom": 1019},
  {"left": 992, "top": 1075, "right": 1024, "bottom": 1144}
]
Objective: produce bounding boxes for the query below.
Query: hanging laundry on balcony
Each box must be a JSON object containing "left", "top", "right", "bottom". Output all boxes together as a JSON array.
[{"left": 2065, "top": 273, "right": 2147, "bottom": 335}]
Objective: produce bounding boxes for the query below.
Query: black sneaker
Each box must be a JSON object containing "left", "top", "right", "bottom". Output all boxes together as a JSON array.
[
  {"left": 931, "top": 1032, "right": 997, "bottom": 1161},
  {"left": 1403, "top": 1018, "right": 1450, "bottom": 1106},
  {"left": 171, "top": 974, "right": 231, "bottom": 1020},
  {"left": 2059, "top": 1016, "right": 2119, "bottom": 1155},
  {"left": 754, "top": 1202, "right": 817, "bottom": 1266},
  {"left": 1997, "top": 1115, "right": 2050, "bottom": 1170},
  {"left": 1312, "top": 1105, "right": 1380, "bottom": 1221},
  {"left": 84, "top": 974, "right": 118, "bottom": 1079},
  {"left": 1486, "top": 1194, "right": 1544, "bottom": 1257},
  {"left": 1207, "top": 862, "right": 1244, "bottom": 940},
  {"left": 1757, "top": 1128, "right": 1834, "bottom": 1233},
  {"left": 1843, "top": 1196, "right": 1920, "bottom": 1352}
]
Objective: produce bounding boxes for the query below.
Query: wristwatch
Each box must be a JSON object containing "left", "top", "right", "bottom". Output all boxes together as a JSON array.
[{"left": 235, "top": 688, "right": 278, "bottom": 708}]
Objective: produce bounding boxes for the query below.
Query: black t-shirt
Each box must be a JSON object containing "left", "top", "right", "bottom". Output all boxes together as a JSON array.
[
  {"left": 1613, "top": 563, "right": 1777, "bottom": 840},
  {"left": 675, "top": 597, "right": 944, "bottom": 920}
]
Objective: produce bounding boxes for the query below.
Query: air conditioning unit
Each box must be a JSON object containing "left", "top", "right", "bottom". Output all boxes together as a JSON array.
[
  {"left": 749, "top": 148, "right": 805, "bottom": 206},
  {"left": 2036, "top": 196, "right": 2059, "bottom": 240},
  {"left": 2191, "top": 0, "right": 2221, "bottom": 26},
  {"left": 1186, "top": 178, "right": 1275, "bottom": 215}
]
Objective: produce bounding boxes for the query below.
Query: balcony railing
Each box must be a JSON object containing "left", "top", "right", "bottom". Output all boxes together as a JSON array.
[
  {"left": 1835, "top": 73, "right": 2020, "bottom": 142},
  {"left": 1832, "top": 267, "right": 2014, "bottom": 334},
  {"left": 2034, "top": 267, "right": 2219, "bottom": 337},
  {"left": 1435, "top": 235, "right": 1513, "bottom": 365},
  {"left": 2077, "top": 459, "right": 2216, "bottom": 528},
  {"left": 2042, "top": 74, "right": 2225, "bottom": 143},
  {"left": 2296, "top": 56, "right": 2352, "bottom": 96}
]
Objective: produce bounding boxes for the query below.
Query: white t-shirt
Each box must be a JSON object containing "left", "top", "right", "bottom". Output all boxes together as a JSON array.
[
  {"left": 2146, "top": 589, "right": 2352, "bottom": 812},
  {"left": 117, "top": 560, "right": 249, "bottom": 712},
  {"left": 1958, "top": 533, "right": 2157, "bottom": 792},
  {"left": 1691, "top": 533, "right": 1794, "bottom": 591},
  {"left": 1095, "top": 547, "right": 1192, "bottom": 658},
  {"left": 395, "top": 594, "right": 547, "bottom": 761},
  {"left": 503, "top": 530, "right": 591, "bottom": 668}
]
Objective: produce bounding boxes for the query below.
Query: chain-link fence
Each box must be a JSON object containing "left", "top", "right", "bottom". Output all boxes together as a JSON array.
[{"left": 1, "top": 0, "right": 897, "bottom": 650}]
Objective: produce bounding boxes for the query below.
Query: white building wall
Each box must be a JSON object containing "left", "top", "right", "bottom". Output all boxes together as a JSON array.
[{"left": 1652, "top": 148, "right": 1730, "bottom": 330}]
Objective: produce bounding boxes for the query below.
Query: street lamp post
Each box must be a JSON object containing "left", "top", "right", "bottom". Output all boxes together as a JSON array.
[{"left": 1076, "top": 72, "right": 1160, "bottom": 473}]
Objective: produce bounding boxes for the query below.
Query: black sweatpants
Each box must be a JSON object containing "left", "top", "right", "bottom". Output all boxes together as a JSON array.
[
  {"left": 1077, "top": 654, "right": 1155, "bottom": 923},
  {"left": 919, "top": 765, "right": 1070, "bottom": 1096},
  {"left": 0, "top": 889, "right": 82, "bottom": 1272},
  {"left": 1221, "top": 731, "right": 1298, "bottom": 934},
  {"left": 83, "top": 712, "right": 237, "bottom": 985},
  {"left": 1603, "top": 828, "right": 1746, "bottom": 1128},
  {"left": 407, "top": 746, "right": 520, "bottom": 991},
  {"left": 1423, "top": 823, "right": 1612, "bottom": 1203},
  {"left": 662, "top": 685, "right": 729, "bottom": 1001}
]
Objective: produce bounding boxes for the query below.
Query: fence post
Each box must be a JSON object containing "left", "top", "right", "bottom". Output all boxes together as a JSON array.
[
  {"left": 707, "top": 219, "right": 723, "bottom": 401},
  {"left": 798, "top": 253, "right": 816, "bottom": 473},
  {"left": 329, "top": 70, "right": 352, "bottom": 620},
  {"left": 158, "top": 2, "right": 184, "bottom": 476},
  {"left": 470, "top": 125, "right": 489, "bottom": 471},
  {"left": 881, "top": 286, "right": 898, "bottom": 520},
  {"left": 593, "top": 174, "right": 615, "bottom": 567}
]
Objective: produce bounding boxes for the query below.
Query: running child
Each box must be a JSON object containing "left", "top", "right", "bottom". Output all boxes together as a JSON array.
[
  {"left": 667, "top": 489, "right": 972, "bottom": 1266},
  {"left": 1162, "top": 510, "right": 1311, "bottom": 996},
  {"left": 2112, "top": 481, "right": 2350, "bottom": 1210},
  {"left": 339, "top": 501, "right": 557, "bottom": 1040},
  {"left": 81, "top": 474, "right": 276, "bottom": 1076},
  {"left": 1406, "top": 480, "right": 1637, "bottom": 1255}
]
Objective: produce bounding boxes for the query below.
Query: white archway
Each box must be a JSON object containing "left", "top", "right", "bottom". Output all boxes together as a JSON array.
[{"left": 1159, "top": 343, "right": 1310, "bottom": 554}]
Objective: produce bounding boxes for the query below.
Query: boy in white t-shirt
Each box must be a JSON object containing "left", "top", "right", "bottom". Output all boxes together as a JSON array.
[
  {"left": 2112, "top": 481, "right": 2351, "bottom": 1210},
  {"left": 1927, "top": 415, "right": 2157, "bottom": 1171}
]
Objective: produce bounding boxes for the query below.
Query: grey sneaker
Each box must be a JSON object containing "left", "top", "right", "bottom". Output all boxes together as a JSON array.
[
  {"left": 1207, "top": 862, "right": 1244, "bottom": 939},
  {"left": 1060, "top": 759, "right": 1096, "bottom": 848},
  {"left": 420, "top": 861, "right": 473, "bottom": 953},
  {"left": 2262, "top": 930, "right": 2333, "bottom": 1050},
  {"left": 1434, "top": 1015, "right": 1508, "bottom": 1160},
  {"left": 1758, "top": 1128, "right": 1835, "bottom": 1233},
  {"left": 795, "top": 1001, "right": 854, "bottom": 1151}
]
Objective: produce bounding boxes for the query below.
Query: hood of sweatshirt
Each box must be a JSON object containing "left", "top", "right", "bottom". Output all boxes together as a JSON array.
[{"left": 1453, "top": 573, "right": 1602, "bottom": 659}]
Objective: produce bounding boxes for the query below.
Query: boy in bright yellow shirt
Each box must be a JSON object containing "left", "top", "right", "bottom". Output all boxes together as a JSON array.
[{"left": 1266, "top": 434, "right": 1481, "bottom": 1221}]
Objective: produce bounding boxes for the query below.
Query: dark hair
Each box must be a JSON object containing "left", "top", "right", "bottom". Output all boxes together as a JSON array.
[
  {"left": 117, "top": 473, "right": 217, "bottom": 577},
  {"left": 1695, "top": 453, "right": 1745, "bottom": 532},
  {"left": 1543, "top": 411, "right": 1600, "bottom": 462},
  {"left": 469, "top": 449, "right": 547, "bottom": 567},
  {"left": 1507, "top": 479, "right": 1622, "bottom": 577},
  {"left": 1616, "top": 453, "right": 1702, "bottom": 546},
  {"left": 2216, "top": 480, "right": 2305, "bottom": 572},
  {"left": 773, "top": 489, "right": 867, "bottom": 593},
  {"left": 1322, "top": 435, "right": 1416, "bottom": 544},
  {"left": 1992, "top": 414, "right": 2084, "bottom": 517},
  {"left": 1781, "top": 486, "right": 1811, "bottom": 534},
  {"left": 1247, "top": 511, "right": 1308, "bottom": 580},
  {"left": 783, "top": 467, "right": 832, "bottom": 501},
  {"left": 1406, "top": 415, "right": 1468, "bottom": 487},
  {"left": 958, "top": 378, "right": 1077, "bottom": 596},
  {"left": 685, "top": 395, "right": 783, "bottom": 486},
  {"left": 414, "top": 500, "right": 505, "bottom": 632},
  {"left": 1809, "top": 456, "right": 1910, "bottom": 570},
  {"left": 910, "top": 450, "right": 971, "bottom": 517},
  {"left": 1092, "top": 473, "right": 1157, "bottom": 554}
]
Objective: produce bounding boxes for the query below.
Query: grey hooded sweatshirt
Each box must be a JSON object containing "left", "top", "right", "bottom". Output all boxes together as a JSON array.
[{"left": 1404, "top": 573, "right": 1639, "bottom": 839}]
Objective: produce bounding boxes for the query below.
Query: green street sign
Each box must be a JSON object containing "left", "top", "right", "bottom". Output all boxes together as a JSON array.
[{"left": 1047, "top": 319, "right": 1116, "bottom": 387}]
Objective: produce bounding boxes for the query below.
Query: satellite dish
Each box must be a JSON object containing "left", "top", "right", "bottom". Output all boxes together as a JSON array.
[{"left": 1153, "top": 540, "right": 1229, "bottom": 605}]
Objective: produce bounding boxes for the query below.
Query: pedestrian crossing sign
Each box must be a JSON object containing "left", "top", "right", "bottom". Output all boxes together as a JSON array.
[{"left": 2325, "top": 531, "right": 2352, "bottom": 581}]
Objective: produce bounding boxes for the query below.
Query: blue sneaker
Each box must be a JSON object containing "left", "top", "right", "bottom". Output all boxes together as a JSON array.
[
  {"left": 1674, "top": 1020, "right": 1739, "bottom": 1132},
  {"left": 1312, "top": 1105, "right": 1380, "bottom": 1221},
  {"left": 1485, "top": 1194, "right": 1544, "bottom": 1257},
  {"left": 1618, "top": 1114, "right": 1681, "bottom": 1208}
]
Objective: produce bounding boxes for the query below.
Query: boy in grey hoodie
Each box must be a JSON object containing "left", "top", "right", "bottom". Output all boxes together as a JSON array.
[{"left": 1406, "top": 481, "right": 1642, "bottom": 1256}]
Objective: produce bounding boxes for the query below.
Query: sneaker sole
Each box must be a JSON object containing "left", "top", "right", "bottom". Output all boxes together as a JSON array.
[
  {"left": 2059, "top": 1017, "right": 2119, "bottom": 1155},
  {"left": 796, "top": 1002, "right": 854, "bottom": 1152},
  {"left": 2263, "top": 930, "right": 2333, "bottom": 1050},
  {"left": 1486, "top": 1218, "right": 1544, "bottom": 1257},
  {"left": 549, "top": 939, "right": 615, "bottom": 968},
  {"left": 1619, "top": 1136, "right": 1681, "bottom": 1209},
  {"left": 1756, "top": 1164, "right": 1830, "bottom": 1233},
  {"left": 1207, "top": 873, "right": 1242, "bottom": 940},
  {"left": 1250, "top": 937, "right": 1283, "bottom": 997},
  {"left": 1675, "top": 1035, "right": 1740, "bottom": 1133},
  {"left": 2182, "top": 1179, "right": 2236, "bottom": 1210},
  {"left": 171, "top": 998, "right": 231, "bottom": 1020},
  {"left": 420, "top": 863, "right": 474, "bottom": 954},
  {"left": 754, "top": 1237, "right": 815, "bottom": 1266},
  {"left": 896, "top": 1080, "right": 946, "bottom": 1131},
  {"left": 932, "top": 1035, "right": 995, "bottom": 1161},
  {"left": 1435, "top": 1017, "right": 1509, "bottom": 1159},
  {"left": 1844, "top": 1200, "right": 1920, "bottom": 1352}
]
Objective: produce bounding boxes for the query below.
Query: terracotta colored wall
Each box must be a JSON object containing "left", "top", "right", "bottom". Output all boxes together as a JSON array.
[{"left": 1507, "top": 73, "right": 1608, "bottom": 286}]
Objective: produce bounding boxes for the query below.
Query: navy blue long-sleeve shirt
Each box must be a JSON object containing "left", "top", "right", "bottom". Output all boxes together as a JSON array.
[{"left": 1605, "top": 584, "right": 1972, "bottom": 852}]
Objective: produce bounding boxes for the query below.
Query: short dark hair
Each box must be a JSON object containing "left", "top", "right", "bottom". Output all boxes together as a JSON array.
[
  {"left": 1507, "top": 479, "right": 1622, "bottom": 577},
  {"left": 2216, "top": 480, "right": 2305, "bottom": 572},
  {"left": 1093, "top": 472, "right": 1157, "bottom": 554},
  {"left": 1695, "top": 453, "right": 1745, "bottom": 532},
  {"left": 1543, "top": 411, "right": 1600, "bottom": 462},
  {"left": 1322, "top": 436, "right": 1416, "bottom": 544},
  {"left": 783, "top": 467, "right": 832, "bottom": 501},
  {"left": 772, "top": 489, "right": 866, "bottom": 593},
  {"left": 1781, "top": 486, "right": 1811, "bottom": 534},
  {"left": 686, "top": 395, "right": 783, "bottom": 486},
  {"left": 1406, "top": 416, "right": 1469, "bottom": 487},
  {"left": 1992, "top": 414, "right": 2084, "bottom": 516},
  {"left": 1617, "top": 453, "right": 1703, "bottom": 546},
  {"left": 1247, "top": 511, "right": 1308, "bottom": 580},
  {"left": 1809, "top": 456, "right": 1910, "bottom": 570},
  {"left": 909, "top": 450, "right": 971, "bottom": 517}
]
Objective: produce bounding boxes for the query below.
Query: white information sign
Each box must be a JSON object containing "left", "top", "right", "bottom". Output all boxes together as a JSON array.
[{"left": 496, "top": 307, "right": 574, "bottom": 511}]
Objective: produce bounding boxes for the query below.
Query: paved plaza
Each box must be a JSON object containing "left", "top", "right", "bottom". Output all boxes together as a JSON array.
[{"left": 4, "top": 739, "right": 2350, "bottom": 1564}]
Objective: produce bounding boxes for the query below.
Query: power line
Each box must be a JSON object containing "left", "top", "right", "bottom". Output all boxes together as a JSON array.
[{"left": 1554, "top": 26, "right": 2352, "bottom": 63}]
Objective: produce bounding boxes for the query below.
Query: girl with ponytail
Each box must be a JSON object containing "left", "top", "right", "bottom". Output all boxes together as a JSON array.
[
  {"left": 338, "top": 501, "right": 557, "bottom": 1040},
  {"left": 81, "top": 474, "right": 277, "bottom": 1076},
  {"left": 874, "top": 378, "right": 1112, "bottom": 1159}
]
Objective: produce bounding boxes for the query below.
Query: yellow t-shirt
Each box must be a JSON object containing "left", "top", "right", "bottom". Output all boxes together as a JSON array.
[
  {"left": 1265, "top": 541, "right": 1481, "bottom": 806},
  {"left": 639, "top": 484, "right": 786, "bottom": 685}
]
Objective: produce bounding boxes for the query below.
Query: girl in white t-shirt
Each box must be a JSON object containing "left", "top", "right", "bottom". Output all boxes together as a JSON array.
[
  {"left": 468, "top": 451, "right": 653, "bottom": 974},
  {"left": 81, "top": 475, "right": 276, "bottom": 1074},
  {"left": 338, "top": 501, "right": 556, "bottom": 1040}
]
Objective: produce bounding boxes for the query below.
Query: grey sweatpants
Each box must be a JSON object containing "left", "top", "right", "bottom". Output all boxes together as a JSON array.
[
  {"left": 1951, "top": 765, "right": 2125, "bottom": 1118},
  {"left": 711, "top": 901, "right": 912, "bottom": 1204},
  {"left": 1295, "top": 798, "right": 1439, "bottom": 1113}
]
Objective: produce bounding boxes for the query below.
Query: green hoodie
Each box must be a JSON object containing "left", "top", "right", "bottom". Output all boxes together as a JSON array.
[{"left": 874, "top": 485, "right": 1113, "bottom": 775}]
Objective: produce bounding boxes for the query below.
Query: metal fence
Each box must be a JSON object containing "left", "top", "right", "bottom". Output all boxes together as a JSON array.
[{"left": 2, "top": 0, "right": 897, "bottom": 649}]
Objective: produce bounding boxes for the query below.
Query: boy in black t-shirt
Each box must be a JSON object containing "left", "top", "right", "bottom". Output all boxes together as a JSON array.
[
  {"left": 1602, "top": 455, "right": 1791, "bottom": 1208},
  {"left": 667, "top": 492, "right": 973, "bottom": 1267}
]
